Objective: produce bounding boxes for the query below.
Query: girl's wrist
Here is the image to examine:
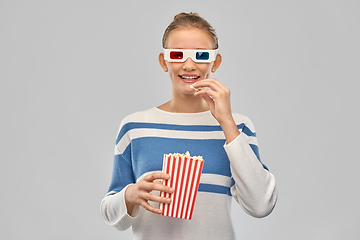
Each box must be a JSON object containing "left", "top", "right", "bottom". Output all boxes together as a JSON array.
[
  {"left": 219, "top": 117, "right": 240, "bottom": 144},
  {"left": 217, "top": 113, "right": 234, "bottom": 126},
  {"left": 125, "top": 184, "right": 136, "bottom": 215}
]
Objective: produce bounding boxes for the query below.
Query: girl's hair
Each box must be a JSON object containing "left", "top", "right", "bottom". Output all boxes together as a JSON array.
[{"left": 162, "top": 12, "right": 219, "bottom": 49}]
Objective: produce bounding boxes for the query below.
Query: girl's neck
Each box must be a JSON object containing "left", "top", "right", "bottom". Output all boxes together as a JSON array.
[{"left": 158, "top": 91, "right": 209, "bottom": 113}]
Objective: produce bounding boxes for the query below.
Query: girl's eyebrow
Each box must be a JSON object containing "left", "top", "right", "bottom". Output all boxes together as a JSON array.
[{"left": 169, "top": 47, "right": 211, "bottom": 50}]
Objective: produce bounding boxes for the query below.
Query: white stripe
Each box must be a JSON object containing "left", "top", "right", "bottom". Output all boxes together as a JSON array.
[
  {"left": 135, "top": 172, "right": 231, "bottom": 189},
  {"left": 105, "top": 190, "right": 119, "bottom": 196},
  {"left": 135, "top": 171, "right": 162, "bottom": 182},
  {"left": 116, "top": 128, "right": 225, "bottom": 154},
  {"left": 245, "top": 135, "right": 258, "bottom": 145},
  {"left": 134, "top": 128, "right": 225, "bottom": 139},
  {"left": 126, "top": 108, "right": 218, "bottom": 126},
  {"left": 115, "top": 128, "right": 258, "bottom": 155},
  {"left": 199, "top": 173, "right": 232, "bottom": 187},
  {"left": 114, "top": 146, "right": 121, "bottom": 155}
]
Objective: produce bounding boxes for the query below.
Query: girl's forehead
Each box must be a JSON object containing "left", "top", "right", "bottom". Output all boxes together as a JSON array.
[{"left": 165, "top": 28, "right": 214, "bottom": 49}]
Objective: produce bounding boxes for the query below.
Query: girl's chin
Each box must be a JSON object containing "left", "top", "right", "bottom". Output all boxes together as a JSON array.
[
  {"left": 181, "top": 79, "right": 198, "bottom": 84},
  {"left": 172, "top": 78, "right": 200, "bottom": 94},
  {"left": 174, "top": 85, "right": 197, "bottom": 95},
  {"left": 179, "top": 76, "right": 200, "bottom": 84}
]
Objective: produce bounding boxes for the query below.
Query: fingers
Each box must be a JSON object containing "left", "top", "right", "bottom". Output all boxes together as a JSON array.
[
  {"left": 138, "top": 198, "right": 164, "bottom": 214},
  {"left": 137, "top": 180, "right": 173, "bottom": 215},
  {"left": 137, "top": 187, "right": 172, "bottom": 215},
  {"left": 139, "top": 190, "right": 172, "bottom": 205},
  {"left": 193, "top": 79, "right": 230, "bottom": 98},
  {"left": 193, "top": 78, "right": 229, "bottom": 93},
  {"left": 192, "top": 78, "right": 233, "bottom": 124},
  {"left": 125, "top": 172, "right": 174, "bottom": 215},
  {"left": 143, "top": 171, "right": 170, "bottom": 182},
  {"left": 141, "top": 172, "right": 173, "bottom": 193},
  {"left": 138, "top": 179, "right": 174, "bottom": 194}
]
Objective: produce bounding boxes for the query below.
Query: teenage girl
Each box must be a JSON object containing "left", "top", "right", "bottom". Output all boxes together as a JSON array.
[{"left": 101, "top": 12, "right": 277, "bottom": 240}]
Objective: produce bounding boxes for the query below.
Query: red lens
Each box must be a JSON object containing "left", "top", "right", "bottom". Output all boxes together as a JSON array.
[{"left": 170, "top": 51, "right": 183, "bottom": 59}]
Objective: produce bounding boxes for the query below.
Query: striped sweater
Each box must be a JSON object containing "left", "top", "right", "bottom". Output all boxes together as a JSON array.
[{"left": 100, "top": 107, "right": 277, "bottom": 240}]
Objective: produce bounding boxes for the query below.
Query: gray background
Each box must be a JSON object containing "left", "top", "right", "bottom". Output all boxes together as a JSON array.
[{"left": 1, "top": 0, "right": 359, "bottom": 239}]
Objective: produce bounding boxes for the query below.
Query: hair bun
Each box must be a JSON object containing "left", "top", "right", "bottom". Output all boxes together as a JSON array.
[
  {"left": 173, "top": 12, "right": 200, "bottom": 20},
  {"left": 163, "top": 12, "right": 219, "bottom": 49}
]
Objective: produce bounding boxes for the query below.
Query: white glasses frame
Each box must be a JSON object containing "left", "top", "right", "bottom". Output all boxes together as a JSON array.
[{"left": 163, "top": 49, "right": 217, "bottom": 63}]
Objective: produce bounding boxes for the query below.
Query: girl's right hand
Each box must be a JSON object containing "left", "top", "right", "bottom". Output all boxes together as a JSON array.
[{"left": 124, "top": 172, "right": 174, "bottom": 215}]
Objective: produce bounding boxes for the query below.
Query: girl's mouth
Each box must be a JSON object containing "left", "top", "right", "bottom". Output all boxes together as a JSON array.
[{"left": 179, "top": 75, "right": 200, "bottom": 80}]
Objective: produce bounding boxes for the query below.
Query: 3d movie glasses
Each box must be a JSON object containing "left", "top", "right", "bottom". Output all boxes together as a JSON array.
[{"left": 163, "top": 49, "right": 217, "bottom": 63}]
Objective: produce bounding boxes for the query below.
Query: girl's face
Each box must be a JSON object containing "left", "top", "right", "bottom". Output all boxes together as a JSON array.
[{"left": 160, "top": 27, "right": 218, "bottom": 96}]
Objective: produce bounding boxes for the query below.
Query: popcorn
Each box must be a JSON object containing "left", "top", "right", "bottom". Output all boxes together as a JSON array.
[
  {"left": 190, "top": 84, "right": 205, "bottom": 91},
  {"left": 160, "top": 152, "right": 204, "bottom": 220}
]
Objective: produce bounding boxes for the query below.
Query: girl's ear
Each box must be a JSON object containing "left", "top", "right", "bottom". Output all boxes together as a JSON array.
[
  {"left": 211, "top": 53, "right": 222, "bottom": 73},
  {"left": 158, "top": 53, "right": 168, "bottom": 72}
]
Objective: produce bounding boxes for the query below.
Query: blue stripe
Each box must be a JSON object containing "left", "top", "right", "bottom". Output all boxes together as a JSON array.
[
  {"left": 231, "top": 178, "right": 235, "bottom": 187},
  {"left": 131, "top": 137, "right": 232, "bottom": 179},
  {"left": 241, "top": 125, "right": 256, "bottom": 137},
  {"left": 117, "top": 122, "right": 223, "bottom": 144},
  {"left": 249, "top": 144, "right": 268, "bottom": 170},
  {"left": 116, "top": 122, "right": 256, "bottom": 144},
  {"left": 198, "top": 183, "right": 231, "bottom": 196},
  {"left": 109, "top": 184, "right": 233, "bottom": 196},
  {"left": 107, "top": 154, "right": 136, "bottom": 193}
]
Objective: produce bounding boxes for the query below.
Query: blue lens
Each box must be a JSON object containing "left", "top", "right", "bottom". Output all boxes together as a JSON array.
[{"left": 196, "top": 52, "right": 209, "bottom": 60}]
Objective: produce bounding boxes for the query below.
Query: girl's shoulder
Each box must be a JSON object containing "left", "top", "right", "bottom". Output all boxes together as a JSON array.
[
  {"left": 232, "top": 112, "right": 252, "bottom": 124},
  {"left": 119, "top": 108, "right": 156, "bottom": 126},
  {"left": 232, "top": 113, "right": 256, "bottom": 133}
]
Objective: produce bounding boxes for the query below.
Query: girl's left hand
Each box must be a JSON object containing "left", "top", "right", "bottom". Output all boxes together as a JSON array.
[
  {"left": 193, "top": 78, "right": 233, "bottom": 124},
  {"left": 193, "top": 78, "right": 240, "bottom": 144}
]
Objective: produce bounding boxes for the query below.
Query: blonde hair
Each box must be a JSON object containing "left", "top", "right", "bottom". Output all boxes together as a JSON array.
[{"left": 162, "top": 12, "right": 219, "bottom": 49}]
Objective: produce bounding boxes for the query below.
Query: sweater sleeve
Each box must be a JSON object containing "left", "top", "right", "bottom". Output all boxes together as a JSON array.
[
  {"left": 224, "top": 116, "right": 277, "bottom": 218},
  {"left": 100, "top": 184, "right": 139, "bottom": 231},
  {"left": 100, "top": 121, "right": 140, "bottom": 230}
]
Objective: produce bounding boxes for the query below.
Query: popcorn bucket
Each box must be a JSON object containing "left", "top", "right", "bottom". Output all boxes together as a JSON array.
[{"left": 160, "top": 152, "right": 204, "bottom": 220}]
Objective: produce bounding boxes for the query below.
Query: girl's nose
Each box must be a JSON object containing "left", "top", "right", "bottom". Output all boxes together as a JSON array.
[{"left": 182, "top": 57, "right": 196, "bottom": 71}]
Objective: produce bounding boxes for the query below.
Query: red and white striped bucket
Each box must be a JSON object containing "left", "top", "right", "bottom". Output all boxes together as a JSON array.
[{"left": 160, "top": 152, "right": 204, "bottom": 220}]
